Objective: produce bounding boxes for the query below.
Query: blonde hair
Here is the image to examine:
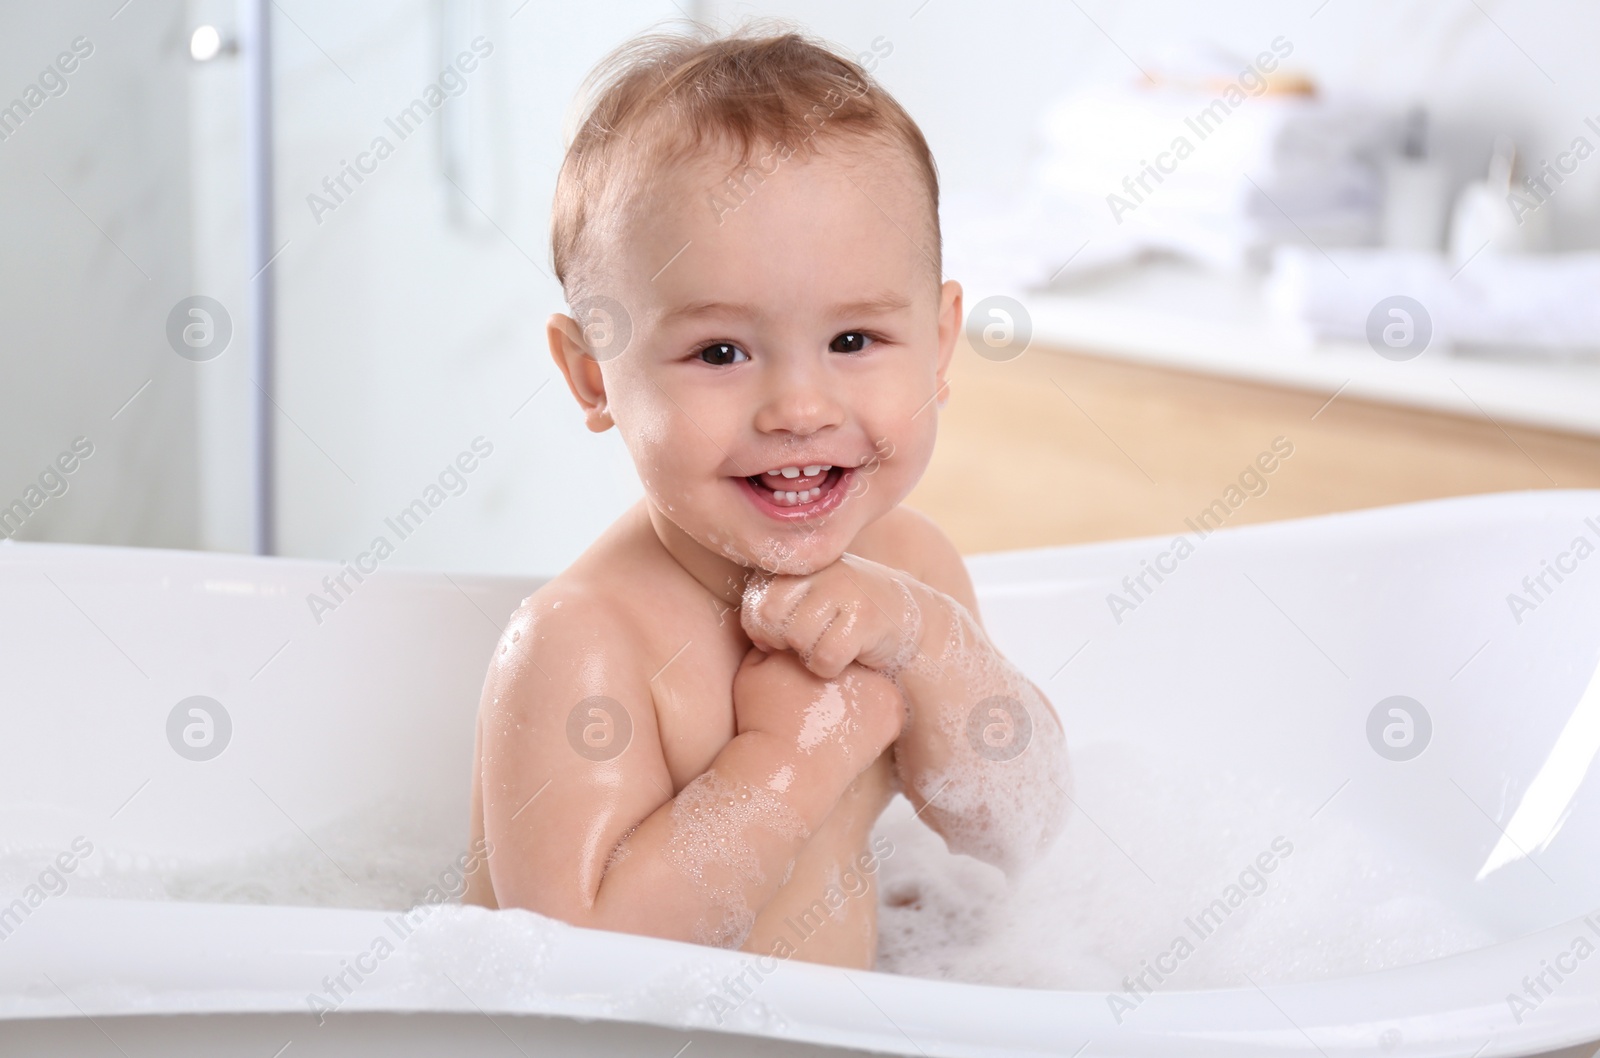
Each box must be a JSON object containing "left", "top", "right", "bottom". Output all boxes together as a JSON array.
[{"left": 550, "top": 21, "right": 940, "bottom": 303}]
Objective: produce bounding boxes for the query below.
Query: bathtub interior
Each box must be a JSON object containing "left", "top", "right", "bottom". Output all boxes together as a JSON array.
[
  {"left": 948, "top": 493, "right": 1600, "bottom": 975},
  {"left": 864, "top": 489, "right": 1600, "bottom": 993},
  {"left": 3, "top": 489, "right": 1600, "bottom": 998},
  {"left": 0, "top": 543, "right": 530, "bottom": 903}
]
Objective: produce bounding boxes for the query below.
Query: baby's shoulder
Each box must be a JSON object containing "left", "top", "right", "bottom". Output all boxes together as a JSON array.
[
  {"left": 477, "top": 567, "right": 673, "bottom": 797},
  {"left": 853, "top": 504, "right": 979, "bottom": 616},
  {"left": 850, "top": 505, "right": 924, "bottom": 569},
  {"left": 488, "top": 570, "right": 656, "bottom": 706},
  {"left": 518, "top": 569, "right": 652, "bottom": 653}
]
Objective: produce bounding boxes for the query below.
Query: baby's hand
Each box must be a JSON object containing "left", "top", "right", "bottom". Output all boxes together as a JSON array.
[
  {"left": 741, "top": 555, "right": 919, "bottom": 680},
  {"left": 732, "top": 646, "right": 904, "bottom": 770}
]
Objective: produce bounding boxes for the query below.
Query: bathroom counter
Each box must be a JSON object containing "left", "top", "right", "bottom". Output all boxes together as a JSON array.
[
  {"left": 1006, "top": 261, "right": 1600, "bottom": 438},
  {"left": 911, "top": 326, "right": 1600, "bottom": 556}
]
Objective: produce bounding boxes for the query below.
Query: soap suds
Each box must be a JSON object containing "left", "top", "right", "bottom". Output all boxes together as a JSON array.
[
  {"left": 872, "top": 740, "right": 1499, "bottom": 989},
  {"left": 879, "top": 575, "right": 926, "bottom": 680},
  {"left": 7, "top": 747, "right": 1500, "bottom": 994},
  {"left": 893, "top": 594, "right": 1071, "bottom": 877},
  {"left": 661, "top": 771, "right": 810, "bottom": 949}
]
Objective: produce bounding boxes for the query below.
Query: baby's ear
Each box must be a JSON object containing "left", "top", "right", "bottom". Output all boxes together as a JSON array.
[
  {"left": 935, "top": 279, "right": 963, "bottom": 400},
  {"left": 547, "top": 312, "right": 613, "bottom": 432}
]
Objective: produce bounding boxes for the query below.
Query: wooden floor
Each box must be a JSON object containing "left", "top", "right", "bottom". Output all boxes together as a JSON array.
[{"left": 907, "top": 339, "right": 1600, "bottom": 555}]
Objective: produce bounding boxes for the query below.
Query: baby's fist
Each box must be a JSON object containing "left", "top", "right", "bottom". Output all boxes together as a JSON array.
[{"left": 740, "top": 559, "right": 913, "bottom": 679}]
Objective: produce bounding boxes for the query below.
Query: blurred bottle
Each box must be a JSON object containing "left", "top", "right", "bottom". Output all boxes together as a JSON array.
[
  {"left": 1381, "top": 106, "right": 1450, "bottom": 251},
  {"left": 1449, "top": 135, "right": 1547, "bottom": 265}
]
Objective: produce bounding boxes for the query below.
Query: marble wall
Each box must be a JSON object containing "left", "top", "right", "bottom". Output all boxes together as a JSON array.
[
  {"left": 0, "top": 0, "right": 200, "bottom": 549},
  {"left": 194, "top": 0, "right": 657, "bottom": 573}
]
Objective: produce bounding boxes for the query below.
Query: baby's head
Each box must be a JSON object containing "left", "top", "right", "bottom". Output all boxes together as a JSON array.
[{"left": 548, "top": 23, "right": 960, "bottom": 578}]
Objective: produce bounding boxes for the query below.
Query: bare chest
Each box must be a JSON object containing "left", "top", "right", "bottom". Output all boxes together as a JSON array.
[{"left": 644, "top": 593, "right": 751, "bottom": 792}]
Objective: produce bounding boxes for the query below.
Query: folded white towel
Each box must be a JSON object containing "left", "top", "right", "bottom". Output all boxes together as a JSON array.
[
  {"left": 1030, "top": 85, "right": 1388, "bottom": 270},
  {"left": 943, "top": 82, "right": 1395, "bottom": 287},
  {"left": 1267, "top": 246, "right": 1600, "bottom": 352}
]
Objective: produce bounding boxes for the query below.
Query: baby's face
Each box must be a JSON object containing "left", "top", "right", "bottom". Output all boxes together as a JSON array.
[{"left": 558, "top": 139, "right": 960, "bottom": 576}]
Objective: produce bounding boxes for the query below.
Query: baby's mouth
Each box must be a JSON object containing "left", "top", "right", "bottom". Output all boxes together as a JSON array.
[{"left": 745, "top": 464, "right": 844, "bottom": 506}]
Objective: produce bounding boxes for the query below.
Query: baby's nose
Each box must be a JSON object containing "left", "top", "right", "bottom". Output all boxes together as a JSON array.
[{"left": 753, "top": 370, "right": 844, "bottom": 436}]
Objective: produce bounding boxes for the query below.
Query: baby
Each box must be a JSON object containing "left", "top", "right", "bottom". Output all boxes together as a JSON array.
[{"left": 464, "top": 24, "right": 1069, "bottom": 969}]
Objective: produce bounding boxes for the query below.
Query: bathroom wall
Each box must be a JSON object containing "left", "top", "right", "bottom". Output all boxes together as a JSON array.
[
  {"left": 236, "top": 0, "right": 1600, "bottom": 578},
  {"left": 6, "top": 0, "right": 1596, "bottom": 575},
  {"left": 0, "top": 0, "right": 201, "bottom": 549},
  {"left": 714, "top": 0, "right": 1600, "bottom": 247},
  {"left": 186, "top": 0, "right": 670, "bottom": 576}
]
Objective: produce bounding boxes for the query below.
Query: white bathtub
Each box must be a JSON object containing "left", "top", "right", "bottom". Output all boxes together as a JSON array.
[{"left": 2, "top": 490, "right": 1598, "bottom": 1057}]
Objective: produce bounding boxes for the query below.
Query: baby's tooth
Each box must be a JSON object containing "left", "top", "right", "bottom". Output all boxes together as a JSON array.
[
  {"left": 763, "top": 481, "right": 827, "bottom": 506},
  {"left": 802, "top": 464, "right": 821, "bottom": 476},
  {"left": 781, "top": 467, "right": 800, "bottom": 479}
]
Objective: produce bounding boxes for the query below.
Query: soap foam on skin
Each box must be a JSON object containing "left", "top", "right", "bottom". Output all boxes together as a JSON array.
[
  {"left": 889, "top": 590, "right": 1072, "bottom": 878},
  {"left": 878, "top": 576, "right": 926, "bottom": 679},
  {"left": 740, "top": 573, "right": 773, "bottom": 633},
  {"left": 739, "top": 560, "right": 1072, "bottom": 876},
  {"left": 661, "top": 771, "right": 810, "bottom": 949}
]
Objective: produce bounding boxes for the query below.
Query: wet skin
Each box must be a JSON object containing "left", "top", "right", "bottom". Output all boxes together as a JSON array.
[
  {"left": 463, "top": 137, "right": 1067, "bottom": 965},
  {"left": 466, "top": 501, "right": 962, "bottom": 965}
]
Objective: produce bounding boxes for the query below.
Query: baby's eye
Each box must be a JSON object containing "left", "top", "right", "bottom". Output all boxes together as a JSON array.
[
  {"left": 696, "top": 342, "right": 748, "bottom": 366},
  {"left": 830, "top": 331, "right": 874, "bottom": 354}
]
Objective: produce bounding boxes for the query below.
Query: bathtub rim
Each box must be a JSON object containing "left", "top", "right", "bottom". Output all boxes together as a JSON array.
[
  {"left": 961, "top": 487, "right": 1600, "bottom": 580},
  {"left": 3, "top": 894, "right": 1598, "bottom": 1058}
]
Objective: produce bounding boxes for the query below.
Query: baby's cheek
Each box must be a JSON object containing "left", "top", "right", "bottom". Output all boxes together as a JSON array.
[
  {"left": 900, "top": 412, "right": 939, "bottom": 465},
  {"left": 612, "top": 398, "right": 684, "bottom": 504}
]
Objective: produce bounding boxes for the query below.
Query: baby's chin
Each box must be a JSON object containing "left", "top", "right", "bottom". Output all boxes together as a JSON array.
[{"left": 706, "top": 529, "right": 845, "bottom": 577}]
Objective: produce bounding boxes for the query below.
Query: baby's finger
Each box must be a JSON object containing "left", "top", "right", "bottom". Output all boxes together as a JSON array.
[
  {"left": 739, "top": 589, "right": 789, "bottom": 649},
  {"left": 802, "top": 619, "right": 858, "bottom": 681},
  {"left": 772, "top": 593, "right": 835, "bottom": 661},
  {"left": 741, "top": 573, "right": 804, "bottom": 647},
  {"left": 739, "top": 572, "right": 783, "bottom": 649}
]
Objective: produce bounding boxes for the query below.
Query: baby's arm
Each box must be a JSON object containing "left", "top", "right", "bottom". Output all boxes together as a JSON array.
[
  {"left": 740, "top": 511, "right": 1070, "bottom": 877},
  {"left": 888, "top": 559, "right": 1071, "bottom": 877},
  {"left": 477, "top": 590, "right": 901, "bottom": 948}
]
